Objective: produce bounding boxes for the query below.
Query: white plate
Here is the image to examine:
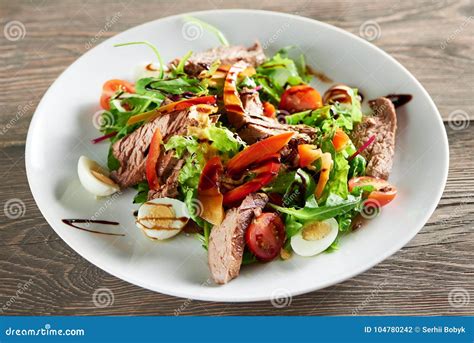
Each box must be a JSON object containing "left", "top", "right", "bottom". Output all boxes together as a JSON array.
[{"left": 26, "top": 10, "right": 449, "bottom": 302}]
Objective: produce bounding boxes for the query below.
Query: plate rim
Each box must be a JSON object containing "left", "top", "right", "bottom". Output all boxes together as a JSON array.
[{"left": 25, "top": 9, "right": 450, "bottom": 302}]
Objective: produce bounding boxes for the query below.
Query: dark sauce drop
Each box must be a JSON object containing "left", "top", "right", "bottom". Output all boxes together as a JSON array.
[
  {"left": 62, "top": 219, "right": 124, "bottom": 237},
  {"left": 385, "top": 94, "right": 413, "bottom": 108}
]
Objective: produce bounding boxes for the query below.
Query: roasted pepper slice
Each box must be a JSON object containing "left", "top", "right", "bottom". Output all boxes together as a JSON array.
[
  {"left": 223, "top": 160, "right": 281, "bottom": 207},
  {"left": 226, "top": 132, "right": 294, "bottom": 177},
  {"left": 127, "top": 95, "right": 217, "bottom": 125},
  {"left": 298, "top": 144, "right": 322, "bottom": 168},
  {"left": 145, "top": 129, "right": 163, "bottom": 191},
  {"left": 198, "top": 156, "right": 224, "bottom": 226}
]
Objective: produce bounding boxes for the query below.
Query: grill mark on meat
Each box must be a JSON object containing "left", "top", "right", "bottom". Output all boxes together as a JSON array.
[
  {"left": 351, "top": 97, "right": 397, "bottom": 180},
  {"left": 233, "top": 90, "right": 318, "bottom": 167},
  {"left": 147, "top": 158, "right": 186, "bottom": 199},
  {"left": 208, "top": 193, "right": 268, "bottom": 284},
  {"left": 171, "top": 43, "right": 266, "bottom": 77},
  {"left": 110, "top": 109, "right": 198, "bottom": 188}
]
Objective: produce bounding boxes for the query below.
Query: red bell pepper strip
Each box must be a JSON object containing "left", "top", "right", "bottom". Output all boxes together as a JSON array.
[
  {"left": 127, "top": 95, "right": 217, "bottom": 126},
  {"left": 226, "top": 132, "right": 294, "bottom": 178},
  {"left": 198, "top": 156, "right": 225, "bottom": 225},
  {"left": 145, "top": 129, "right": 163, "bottom": 191},
  {"left": 223, "top": 160, "right": 281, "bottom": 207}
]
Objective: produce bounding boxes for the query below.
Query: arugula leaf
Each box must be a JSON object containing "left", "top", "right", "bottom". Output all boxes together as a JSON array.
[
  {"left": 107, "top": 148, "right": 120, "bottom": 171},
  {"left": 264, "top": 169, "right": 316, "bottom": 208},
  {"left": 285, "top": 214, "right": 303, "bottom": 238},
  {"left": 270, "top": 195, "right": 362, "bottom": 222},
  {"left": 348, "top": 154, "right": 366, "bottom": 179},
  {"left": 133, "top": 181, "right": 150, "bottom": 204},
  {"left": 148, "top": 77, "right": 207, "bottom": 95},
  {"left": 171, "top": 50, "right": 193, "bottom": 77},
  {"left": 242, "top": 249, "right": 258, "bottom": 265}
]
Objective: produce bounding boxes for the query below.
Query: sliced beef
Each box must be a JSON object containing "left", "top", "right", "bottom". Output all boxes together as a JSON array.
[
  {"left": 237, "top": 90, "right": 318, "bottom": 144},
  {"left": 110, "top": 109, "right": 198, "bottom": 188},
  {"left": 147, "top": 152, "right": 186, "bottom": 199},
  {"left": 229, "top": 90, "right": 317, "bottom": 167},
  {"left": 178, "top": 43, "right": 266, "bottom": 76},
  {"left": 350, "top": 97, "right": 397, "bottom": 179},
  {"left": 208, "top": 193, "right": 268, "bottom": 284}
]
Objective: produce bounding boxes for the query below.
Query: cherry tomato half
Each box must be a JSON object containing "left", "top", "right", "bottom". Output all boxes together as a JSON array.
[
  {"left": 100, "top": 79, "right": 135, "bottom": 110},
  {"left": 279, "top": 85, "right": 322, "bottom": 113},
  {"left": 245, "top": 212, "right": 285, "bottom": 261},
  {"left": 348, "top": 176, "right": 397, "bottom": 207}
]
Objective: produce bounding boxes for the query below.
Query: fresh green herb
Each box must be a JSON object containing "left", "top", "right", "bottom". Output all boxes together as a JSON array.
[
  {"left": 133, "top": 181, "right": 150, "bottom": 204},
  {"left": 196, "top": 219, "right": 212, "bottom": 250},
  {"left": 348, "top": 154, "right": 366, "bottom": 179},
  {"left": 270, "top": 194, "right": 362, "bottom": 223},
  {"left": 242, "top": 249, "right": 258, "bottom": 265},
  {"left": 172, "top": 50, "right": 193, "bottom": 76}
]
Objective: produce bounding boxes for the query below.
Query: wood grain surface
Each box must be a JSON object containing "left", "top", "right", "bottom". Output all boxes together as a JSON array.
[{"left": 0, "top": 0, "right": 472, "bottom": 316}]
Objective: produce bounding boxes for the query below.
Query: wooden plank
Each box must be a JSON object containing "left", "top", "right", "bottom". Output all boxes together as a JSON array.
[{"left": 0, "top": 123, "right": 472, "bottom": 315}]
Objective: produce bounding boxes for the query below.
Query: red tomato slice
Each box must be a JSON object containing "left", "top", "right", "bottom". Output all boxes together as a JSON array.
[
  {"left": 279, "top": 85, "right": 322, "bottom": 113},
  {"left": 246, "top": 212, "right": 285, "bottom": 261},
  {"left": 348, "top": 176, "right": 397, "bottom": 207},
  {"left": 100, "top": 79, "right": 135, "bottom": 110}
]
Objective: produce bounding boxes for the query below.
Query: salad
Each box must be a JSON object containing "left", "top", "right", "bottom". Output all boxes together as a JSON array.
[{"left": 77, "top": 18, "right": 404, "bottom": 284}]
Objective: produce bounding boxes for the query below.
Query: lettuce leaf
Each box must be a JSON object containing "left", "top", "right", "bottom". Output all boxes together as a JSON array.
[
  {"left": 206, "top": 126, "right": 244, "bottom": 156},
  {"left": 324, "top": 152, "right": 350, "bottom": 200},
  {"left": 285, "top": 106, "right": 331, "bottom": 126}
]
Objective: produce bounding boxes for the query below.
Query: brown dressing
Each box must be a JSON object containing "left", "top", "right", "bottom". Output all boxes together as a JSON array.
[
  {"left": 62, "top": 219, "right": 124, "bottom": 237},
  {"left": 136, "top": 217, "right": 188, "bottom": 231},
  {"left": 385, "top": 94, "right": 413, "bottom": 108},
  {"left": 306, "top": 65, "right": 333, "bottom": 83}
]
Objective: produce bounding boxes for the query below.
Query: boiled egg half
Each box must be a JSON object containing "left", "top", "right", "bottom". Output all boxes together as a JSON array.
[
  {"left": 136, "top": 198, "right": 190, "bottom": 240},
  {"left": 291, "top": 218, "right": 339, "bottom": 257},
  {"left": 77, "top": 156, "right": 120, "bottom": 197}
]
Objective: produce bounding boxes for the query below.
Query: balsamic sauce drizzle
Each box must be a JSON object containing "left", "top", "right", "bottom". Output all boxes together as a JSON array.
[
  {"left": 385, "top": 94, "right": 413, "bottom": 108},
  {"left": 62, "top": 219, "right": 124, "bottom": 237}
]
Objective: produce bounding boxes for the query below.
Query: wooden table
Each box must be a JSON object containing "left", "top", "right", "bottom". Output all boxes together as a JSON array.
[{"left": 1, "top": 0, "right": 472, "bottom": 316}]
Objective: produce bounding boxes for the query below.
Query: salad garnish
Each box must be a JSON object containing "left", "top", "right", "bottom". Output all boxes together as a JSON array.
[{"left": 76, "top": 18, "right": 410, "bottom": 284}]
